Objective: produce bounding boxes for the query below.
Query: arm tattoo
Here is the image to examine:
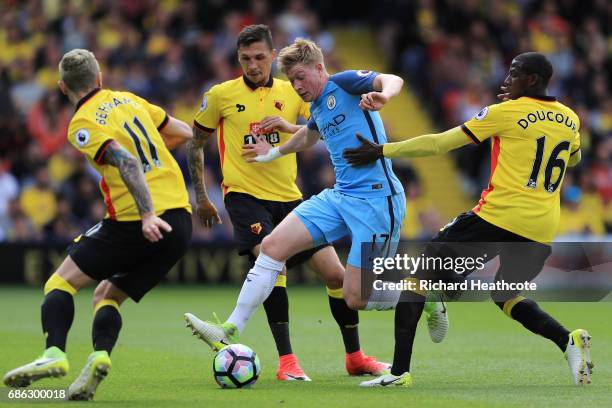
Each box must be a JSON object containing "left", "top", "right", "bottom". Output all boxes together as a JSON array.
[
  {"left": 103, "top": 141, "right": 154, "bottom": 215},
  {"left": 187, "top": 127, "right": 213, "bottom": 203}
]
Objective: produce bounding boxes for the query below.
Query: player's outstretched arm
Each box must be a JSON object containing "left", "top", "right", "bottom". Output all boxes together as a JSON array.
[
  {"left": 242, "top": 126, "right": 320, "bottom": 163},
  {"left": 159, "top": 116, "right": 192, "bottom": 149},
  {"left": 186, "top": 126, "right": 222, "bottom": 228},
  {"left": 260, "top": 115, "right": 303, "bottom": 134},
  {"left": 343, "top": 127, "right": 471, "bottom": 166},
  {"left": 359, "top": 74, "right": 404, "bottom": 111},
  {"left": 102, "top": 141, "right": 172, "bottom": 242}
]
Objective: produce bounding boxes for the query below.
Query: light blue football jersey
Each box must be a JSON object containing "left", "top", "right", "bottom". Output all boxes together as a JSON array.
[{"left": 307, "top": 70, "right": 404, "bottom": 198}]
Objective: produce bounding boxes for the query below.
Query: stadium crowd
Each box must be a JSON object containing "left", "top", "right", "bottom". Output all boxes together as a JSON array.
[
  {"left": 377, "top": 0, "right": 611, "bottom": 236},
  {"left": 0, "top": 0, "right": 609, "bottom": 244}
]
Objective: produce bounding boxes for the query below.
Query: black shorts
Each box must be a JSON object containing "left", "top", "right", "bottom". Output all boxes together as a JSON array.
[
  {"left": 421, "top": 211, "right": 551, "bottom": 302},
  {"left": 69, "top": 209, "right": 192, "bottom": 302},
  {"left": 224, "top": 192, "right": 329, "bottom": 269}
]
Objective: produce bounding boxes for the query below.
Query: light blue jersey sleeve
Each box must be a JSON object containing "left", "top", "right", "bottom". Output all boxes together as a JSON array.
[
  {"left": 329, "top": 70, "right": 379, "bottom": 95},
  {"left": 307, "top": 116, "right": 319, "bottom": 131}
]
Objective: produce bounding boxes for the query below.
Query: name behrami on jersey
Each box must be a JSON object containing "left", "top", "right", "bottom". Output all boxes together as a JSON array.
[
  {"left": 194, "top": 76, "right": 310, "bottom": 202},
  {"left": 67, "top": 88, "right": 191, "bottom": 221},
  {"left": 461, "top": 96, "right": 580, "bottom": 243}
]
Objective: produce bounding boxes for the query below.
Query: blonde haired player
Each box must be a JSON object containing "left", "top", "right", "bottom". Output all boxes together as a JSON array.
[
  {"left": 3, "top": 49, "right": 193, "bottom": 400},
  {"left": 184, "top": 25, "right": 392, "bottom": 380},
  {"left": 184, "top": 37, "right": 448, "bottom": 382}
]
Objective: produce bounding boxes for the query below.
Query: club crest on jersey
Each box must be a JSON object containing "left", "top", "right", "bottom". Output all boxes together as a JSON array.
[
  {"left": 274, "top": 100, "right": 284, "bottom": 111},
  {"left": 199, "top": 96, "right": 208, "bottom": 112},
  {"left": 76, "top": 129, "right": 90, "bottom": 147},
  {"left": 250, "top": 222, "right": 263, "bottom": 235},
  {"left": 475, "top": 107, "right": 489, "bottom": 121},
  {"left": 357, "top": 70, "right": 372, "bottom": 77},
  {"left": 327, "top": 94, "right": 336, "bottom": 110}
]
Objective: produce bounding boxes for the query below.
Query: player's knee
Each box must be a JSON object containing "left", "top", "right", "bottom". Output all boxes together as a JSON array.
[
  {"left": 92, "top": 283, "right": 107, "bottom": 307},
  {"left": 324, "top": 271, "right": 343, "bottom": 291},
  {"left": 327, "top": 262, "right": 345, "bottom": 289},
  {"left": 260, "top": 234, "right": 282, "bottom": 260},
  {"left": 93, "top": 281, "right": 126, "bottom": 309},
  {"left": 345, "top": 293, "right": 366, "bottom": 310}
]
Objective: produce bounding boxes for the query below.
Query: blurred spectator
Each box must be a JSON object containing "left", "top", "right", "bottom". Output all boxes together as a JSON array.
[
  {"left": 43, "top": 194, "right": 81, "bottom": 241},
  {"left": 19, "top": 165, "right": 57, "bottom": 230},
  {"left": 558, "top": 184, "right": 605, "bottom": 237},
  {"left": 10, "top": 61, "right": 45, "bottom": 116},
  {"left": 6, "top": 199, "right": 42, "bottom": 242},
  {"left": 0, "top": 0, "right": 608, "bottom": 244},
  {"left": 380, "top": 0, "right": 611, "bottom": 231},
  {"left": 26, "top": 90, "right": 71, "bottom": 158},
  {"left": 590, "top": 138, "right": 612, "bottom": 204},
  {"left": 0, "top": 158, "right": 19, "bottom": 241}
]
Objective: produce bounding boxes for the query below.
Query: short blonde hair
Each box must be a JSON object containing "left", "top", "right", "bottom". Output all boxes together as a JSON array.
[
  {"left": 277, "top": 38, "right": 324, "bottom": 74},
  {"left": 59, "top": 49, "right": 100, "bottom": 93}
]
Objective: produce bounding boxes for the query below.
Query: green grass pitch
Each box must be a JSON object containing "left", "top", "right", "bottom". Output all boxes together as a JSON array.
[{"left": 1, "top": 286, "right": 611, "bottom": 407}]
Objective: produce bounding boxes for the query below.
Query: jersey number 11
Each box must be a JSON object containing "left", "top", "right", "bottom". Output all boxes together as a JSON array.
[{"left": 123, "top": 116, "right": 161, "bottom": 173}]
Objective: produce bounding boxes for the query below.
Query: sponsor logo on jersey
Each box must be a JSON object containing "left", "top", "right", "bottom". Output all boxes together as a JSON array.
[
  {"left": 76, "top": 129, "right": 90, "bottom": 147},
  {"left": 475, "top": 107, "right": 489, "bottom": 121},
  {"left": 320, "top": 114, "right": 345, "bottom": 138},
  {"left": 249, "top": 122, "right": 263, "bottom": 136},
  {"left": 199, "top": 95, "right": 208, "bottom": 112}
]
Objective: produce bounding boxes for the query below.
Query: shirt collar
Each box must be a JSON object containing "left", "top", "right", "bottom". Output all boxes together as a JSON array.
[
  {"left": 524, "top": 95, "right": 556, "bottom": 102},
  {"left": 313, "top": 80, "right": 335, "bottom": 106},
  {"left": 242, "top": 74, "right": 274, "bottom": 90},
  {"left": 75, "top": 87, "right": 102, "bottom": 112}
]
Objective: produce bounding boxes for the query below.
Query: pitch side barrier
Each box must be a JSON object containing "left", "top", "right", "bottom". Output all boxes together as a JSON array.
[
  {"left": 0, "top": 243, "right": 350, "bottom": 285},
  {"left": 361, "top": 242, "right": 612, "bottom": 302}
]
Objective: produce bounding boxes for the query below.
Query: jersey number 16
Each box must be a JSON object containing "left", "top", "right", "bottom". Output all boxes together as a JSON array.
[{"left": 526, "top": 135, "right": 570, "bottom": 193}]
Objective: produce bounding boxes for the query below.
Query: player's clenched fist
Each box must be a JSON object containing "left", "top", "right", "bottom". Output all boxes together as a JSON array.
[
  {"left": 359, "top": 92, "right": 388, "bottom": 111},
  {"left": 196, "top": 200, "right": 222, "bottom": 228},
  {"left": 141, "top": 212, "right": 173, "bottom": 242}
]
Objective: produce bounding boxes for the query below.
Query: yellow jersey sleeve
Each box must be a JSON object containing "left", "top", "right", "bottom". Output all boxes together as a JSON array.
[
  {"left": 125, "top": 92, "right": 169, "bottom": 130},
  {"left": 298, "top": 99, "right": 310, "bottom": 121},
  {"left": 67, "top": 117, "right": 113, "bottom": 165},
  {"left": 570, "top": 115, "right": 581, "bottom": 153},
  {"left": 194, "top": 85, "right": 220, "bottom": 131},
  {"left": 461, "top": 103, "right": 507, "bottom": 144}
]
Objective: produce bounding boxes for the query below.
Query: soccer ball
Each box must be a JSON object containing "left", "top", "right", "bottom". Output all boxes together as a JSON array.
[{"left": 213, "top": 344, "right": 261, "bottom": 388}]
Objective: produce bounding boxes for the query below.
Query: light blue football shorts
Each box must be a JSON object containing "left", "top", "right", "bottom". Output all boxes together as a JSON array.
[{"left": 293, "top": 188, "right": 406, "bottom": 267}]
